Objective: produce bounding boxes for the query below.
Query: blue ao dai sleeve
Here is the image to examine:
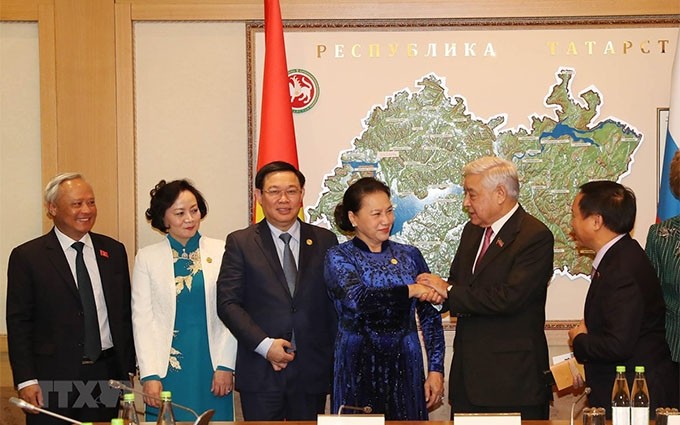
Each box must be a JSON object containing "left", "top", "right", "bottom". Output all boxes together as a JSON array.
[{"left": 413, "top": 248, "right": 445, "bottom": 373}]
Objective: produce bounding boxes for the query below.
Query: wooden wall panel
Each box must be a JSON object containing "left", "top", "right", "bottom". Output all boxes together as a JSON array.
[
  {"left": 0, "top": 0, "right": 38, "bottom": 21},
  {"left": 53, "top": 0, "right": 119, "bottom": 236},
  {"left": 38, "top": 2, "right": 58, "bottom": 231},
  {"left": 124, "top": 0, "right": 680, "bottom": 21},
  {"left": 115, "top": 3, "right": 136, "bottom": 256}
]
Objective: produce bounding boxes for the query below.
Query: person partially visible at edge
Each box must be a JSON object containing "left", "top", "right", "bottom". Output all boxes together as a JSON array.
[
  {"left": 568, "top": 180, "right": 678, "bottom": 417},
  {"left": 131, "top": 179, "right": 237, "bottom": 421},
  {"left": 6, "top": 172, "right": 136, "bottom": 425},
  {"left": 216, "top": 161, "right": 339, "bottom": 420},
  {"left": 646, "top": 150, "right": 680, "bottom": 364},
  {"left": 324, "top": 176, "right": 445, "bottom": 420},
  {"left": 417, "top": 156, "right": 554, "bottom": 419}
]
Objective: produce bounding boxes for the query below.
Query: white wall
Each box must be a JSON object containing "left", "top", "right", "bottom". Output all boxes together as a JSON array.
[
  {"left": 0, "top": 22, "right": 42, "bottom": 335},
  {"left": 134, "top": 22, "right": 250, "bottom": 251}
]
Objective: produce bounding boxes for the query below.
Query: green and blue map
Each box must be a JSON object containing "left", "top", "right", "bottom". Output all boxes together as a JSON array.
[{"left": 308, "top": 68, "right": 641, "bottom": 277}]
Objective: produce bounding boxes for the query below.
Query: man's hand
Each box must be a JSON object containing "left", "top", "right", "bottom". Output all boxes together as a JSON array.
[
  {"left": 408, "top": 283, "right": 444, "bottom": 304},
  {"left": 211, "top": 370, "right": 234, "bottom": 397},
  {"left": 568, "top": 358, "right": 585, "bottom": 389},
  {"left": 567, "top": 320, "right": 588, "bottom": 389},
  {"left": 416, "top": 273, "right": 450, "bottom": 299},
  {"left": 568, "top": 319, "right": 588, "bottom": 348},
  {"left": 423, "top": 371, "right": 445, "bottom": 409},
  {"left": 142, "top": 380, "right": 162, "bottom": 408},
  {"left": 266, "top": 338, "right": 295, "bottom": 371},
  {"left": 18, "top": 384, "right": 43, "bottom": 413}
]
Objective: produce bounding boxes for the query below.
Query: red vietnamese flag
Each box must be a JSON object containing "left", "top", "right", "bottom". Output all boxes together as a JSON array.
[{"left": 254, "top": 0, "right": 300, "bottom": 222}]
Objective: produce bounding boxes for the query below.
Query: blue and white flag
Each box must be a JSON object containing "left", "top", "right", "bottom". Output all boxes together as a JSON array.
[{"left": 657, "top": 31, "right": 680, "bottom": 222}]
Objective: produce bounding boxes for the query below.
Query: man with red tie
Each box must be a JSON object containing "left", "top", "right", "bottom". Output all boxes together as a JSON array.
[{"left": 418, "top": 156, "right": 554, "bottom": 419}]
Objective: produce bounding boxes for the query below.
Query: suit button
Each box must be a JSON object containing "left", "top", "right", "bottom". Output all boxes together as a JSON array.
[
  {"left": 77, "top": 311, "right": 83, "bottom": 317},
  {"left": 291, "top": 307, "right": 297, "bottom": 313}
]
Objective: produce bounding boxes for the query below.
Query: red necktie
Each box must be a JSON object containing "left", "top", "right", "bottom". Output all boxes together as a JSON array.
[{"left": 474, "top": 227, "right": 494, "bottom": 270}]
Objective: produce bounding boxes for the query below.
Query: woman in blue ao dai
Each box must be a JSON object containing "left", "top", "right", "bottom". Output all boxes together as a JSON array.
[
  {"left": 324, "top": 177, "right": 446, "bottom": 420},
  {"left": 132, "top": 180, "right": 237, "bottom": 421}
]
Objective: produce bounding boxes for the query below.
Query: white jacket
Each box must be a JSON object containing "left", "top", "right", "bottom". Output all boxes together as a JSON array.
[{"left": 131, "top": 236, "right": 236, "bottom": 379}]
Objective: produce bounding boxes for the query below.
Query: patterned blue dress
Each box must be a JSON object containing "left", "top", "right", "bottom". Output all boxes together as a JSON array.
[
  {"left": 324, "top": 238, "right": 445, "bottom": 420},
  {"left": 145, "top": 233, "right": 234, "bottom": 421}
]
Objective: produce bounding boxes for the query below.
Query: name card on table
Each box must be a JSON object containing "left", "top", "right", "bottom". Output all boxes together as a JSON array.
[
  {"left": 454, "top": 412, "right": 521, "bottom": 425},
  {"left": 667, "top": 415, "right": 680, "bottom": 425},
  {"left": 318, "top": 414, "right": 385, "bottom": 425}
]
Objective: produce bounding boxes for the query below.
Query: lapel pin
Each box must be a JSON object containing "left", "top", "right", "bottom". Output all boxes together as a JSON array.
[
  {"left": 306, "top": 239, "right": 313, "bottom": 246},
  {"left": 496, "top": 239, "right": 504, "bottom": 248},
  {"left": 99, "top": 249, "right": 109, "bottom": 258},
  {"left": 207, "top": 257, "right": 212, "bottom": 263}
]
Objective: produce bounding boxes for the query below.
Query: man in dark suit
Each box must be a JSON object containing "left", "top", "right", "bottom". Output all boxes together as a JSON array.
[
  {"left": 6, "top": 173, "right": 136, "bottom": 424},
  {"left": 568, "top": 180, "right": 678, "bottom": 416},
  {"left": 217, "top": 161, "right": 338, "bottom": 420},
  {"left": 418, "top": 156, "right": 554, "bottom": 419}
]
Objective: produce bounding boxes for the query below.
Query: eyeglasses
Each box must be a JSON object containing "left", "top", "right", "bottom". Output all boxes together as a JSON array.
[{"left": 262, "top": 188, "right": 302, "bottom": 198}]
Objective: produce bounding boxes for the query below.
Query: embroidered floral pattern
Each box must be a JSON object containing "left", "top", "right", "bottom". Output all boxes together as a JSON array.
[{"left": 169, "top": 246, "right": 203, "bottom": 370}]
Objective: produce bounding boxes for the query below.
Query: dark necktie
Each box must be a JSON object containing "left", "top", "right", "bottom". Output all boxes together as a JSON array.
[
  {"left": 474, "top": 227, "right": 494, "bottom": 270},
  {"left": 72, "top": 242, "right": 102, "bottom": 361},
  {"left": 279, "top": 233, "right": 298, "bottom": 296}
]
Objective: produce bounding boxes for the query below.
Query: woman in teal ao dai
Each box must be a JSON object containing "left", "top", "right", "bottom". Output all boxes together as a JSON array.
[
  {"left": 324, "top": 177, "right": 445, "bottom": 420},
  {"left": 132, "top": 180, "right": 237, "bottom": 421}
]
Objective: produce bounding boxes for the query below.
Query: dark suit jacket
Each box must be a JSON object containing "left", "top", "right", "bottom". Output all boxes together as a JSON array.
[
  {"left": 446, "top": 206, "right": 553, "bottom": 408},
  {"left": 573, "top": 234, "right": 678, "bottom": 414},
  {"left": 6, "top": 229, "right": 135, "bottom": 386},
  {"left": 216, "top": 219, "right": 338, "bottom": 394}
]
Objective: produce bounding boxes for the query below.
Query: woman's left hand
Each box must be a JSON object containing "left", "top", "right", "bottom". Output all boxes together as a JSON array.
[
  {"left": 424, "top": 371, "right": 445, "bottom": 409},
  {"left": 211, "top": 370, "right": 234, "bottom": 397}
]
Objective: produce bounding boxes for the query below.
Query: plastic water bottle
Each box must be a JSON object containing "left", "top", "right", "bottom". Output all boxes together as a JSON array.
[
  {"left": 156, "top": 391, "right": 176, "bottom": 425},
  {"left": 631, "top": 366, "right": 650, "bottom": 425},
  {"left": 612, "top": 365, "right": 631, "bottom": 425},
  {"left": 120, "top": 393, "right": 140, "bottom": 425}
]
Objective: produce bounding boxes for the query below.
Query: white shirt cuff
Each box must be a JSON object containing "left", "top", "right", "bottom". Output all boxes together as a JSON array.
[
  {"left": 17, "top": 379, "right": 39, "bottom": 391},
  {"left": 255, "top": 337, "right": 274, "bottom": 359}
]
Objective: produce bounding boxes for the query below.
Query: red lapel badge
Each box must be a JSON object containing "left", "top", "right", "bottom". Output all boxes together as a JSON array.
[
  {"left": 99, "top": 249, "right": 109, "bottom": 258},
  {"left": 496, "top": 239, "right": 504, "bottom": 248}
]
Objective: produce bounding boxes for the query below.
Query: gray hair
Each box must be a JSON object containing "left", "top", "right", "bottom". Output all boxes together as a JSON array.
[
  {"left": 44, "top": 172, "right": 84, "bottom": 205},
  {"left": 463, "top": 156, "right": 519, "bottom": 199}
]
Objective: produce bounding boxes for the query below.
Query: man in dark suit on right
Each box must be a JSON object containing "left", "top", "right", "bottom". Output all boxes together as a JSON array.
[
  {"left": 418, "top": 156, "right": 553, "bottom": 419},
  {"left": 216, "top": 161, "right": 338, "bottom": 420},
  {"left": 568, "top": 180, "right": 678, "bottom": 416}
]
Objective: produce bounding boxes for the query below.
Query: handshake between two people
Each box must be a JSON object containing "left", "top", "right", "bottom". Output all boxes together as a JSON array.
[{"left": 410, "top": 273, "right": 450, "bottom": 304}]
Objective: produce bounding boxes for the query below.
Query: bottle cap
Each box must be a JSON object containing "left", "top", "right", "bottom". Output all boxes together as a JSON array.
[
  {"left": 111, "top": 419, "right": 124, "bottom": 425},
  {"left": 160, "top": 390, "right": 172, "bottom": 400},
  {"left": 123, "top": 393, "right": 135, "bottom": 401},
  {"left": 635, "top": 365, "right": 645, "bottom": 373},
  {"left": 616, "top": 365, "right": 626, "bottom": 372}
]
